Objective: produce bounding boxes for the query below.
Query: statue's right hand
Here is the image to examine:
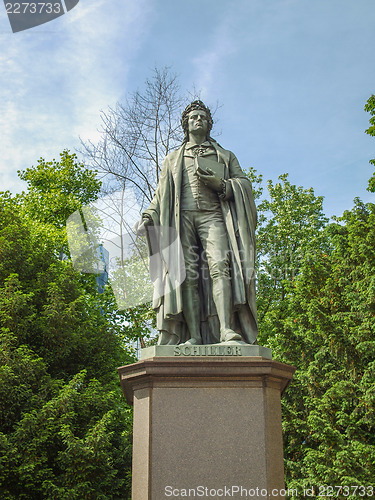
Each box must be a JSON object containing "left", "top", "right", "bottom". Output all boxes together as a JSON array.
[{"left": 133, "top": 217, "right": 153, "bottom": 236}]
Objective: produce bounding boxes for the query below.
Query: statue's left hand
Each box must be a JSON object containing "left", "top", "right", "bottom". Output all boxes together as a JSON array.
[{"left": 197, "top": 168, "right": 223, "bottom": 192}]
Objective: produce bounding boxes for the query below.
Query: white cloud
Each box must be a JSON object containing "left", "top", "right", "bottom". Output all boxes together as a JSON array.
[
  {"left": 0, "top": 0, "right": 154, "bottom": 193},
  {"left": 191, "top": 20, "right": 236, "bottom": 100}
]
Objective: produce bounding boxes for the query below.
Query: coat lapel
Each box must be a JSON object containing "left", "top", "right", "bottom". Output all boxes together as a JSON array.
[{"left": 171, "top": 145, "right": 184, "bottom": 199}]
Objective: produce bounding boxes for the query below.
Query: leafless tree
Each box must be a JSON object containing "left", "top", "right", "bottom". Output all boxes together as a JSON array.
[
  {"left": 76, "top": 68, "right": 219, "bottom": 348},
  {"left": 80, "top": 67, "right": 186, "bottom": 210}
]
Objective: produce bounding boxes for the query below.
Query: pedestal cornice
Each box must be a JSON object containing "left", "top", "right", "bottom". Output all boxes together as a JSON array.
[{"left": 118, "top": 356, "right": 295, "bottom": 405}]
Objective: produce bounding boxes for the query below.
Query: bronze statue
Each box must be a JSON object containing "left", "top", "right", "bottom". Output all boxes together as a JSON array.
[{"left": 136, "top": 100, "right": 257, "bottom": 346}]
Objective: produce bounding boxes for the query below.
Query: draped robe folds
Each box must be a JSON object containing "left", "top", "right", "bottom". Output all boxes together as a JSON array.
[{"left": 143, "top": 140, "right": 258, "bottom": 345}]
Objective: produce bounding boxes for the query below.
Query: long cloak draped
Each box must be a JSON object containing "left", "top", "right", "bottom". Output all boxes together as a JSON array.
[{"left": 144, "top": 141, "right": 258, "bottom": 345}]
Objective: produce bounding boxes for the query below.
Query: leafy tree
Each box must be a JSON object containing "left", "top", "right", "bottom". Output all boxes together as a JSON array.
[
  {"left": 277, "top": 199, "right": 375, "bottom": 494},
  {"left": 250, "top": 172, "right": 328, "bottom": 346},
  {"left": 249, "top": 117, "right": 374, "bottom": 491},
  {"left": 268, "top": 97, "right": 375, "bottom": 495},
  {"left": 0, "top": 155, "right": 134, "bottom": 499},
  {"left": 18, "top": 150, "right": 100, "bottom": 228},
  {"left": 0, "top": 174, "right": 132, "bottom": 382},
  {"left": 0, "top": 356, "right": 132, "bottom": 499}
]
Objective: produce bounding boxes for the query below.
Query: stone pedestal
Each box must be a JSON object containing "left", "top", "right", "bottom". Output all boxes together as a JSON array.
[{"left": 118, "top": 349, "right": 295, "bottom": 500}]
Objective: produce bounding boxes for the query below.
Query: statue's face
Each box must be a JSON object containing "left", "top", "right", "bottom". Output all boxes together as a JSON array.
[{"left": 188, "top": 109, "right": 208, "bottom": 136}]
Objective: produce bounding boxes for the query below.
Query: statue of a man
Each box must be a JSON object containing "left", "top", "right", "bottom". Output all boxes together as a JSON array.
[{"left": 137, "top": 100, "right": 258, "bottom": 346}]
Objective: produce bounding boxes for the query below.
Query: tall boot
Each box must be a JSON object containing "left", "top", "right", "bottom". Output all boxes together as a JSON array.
[
  {"left": 212, "top": 278, "right": 243, "bottom": 343},
  {"left": 181, "top": 285, "right": 202, "bottom": 345}
]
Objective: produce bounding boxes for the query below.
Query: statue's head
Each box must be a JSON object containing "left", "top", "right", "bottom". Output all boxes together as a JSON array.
[{"left": 181, "top": 100, "right": 213, "bottom": 142}]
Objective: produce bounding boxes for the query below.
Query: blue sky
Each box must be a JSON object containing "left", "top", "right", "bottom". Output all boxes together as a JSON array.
[{"left": 0, "top": 0, "right": 374, "bottom": 217}]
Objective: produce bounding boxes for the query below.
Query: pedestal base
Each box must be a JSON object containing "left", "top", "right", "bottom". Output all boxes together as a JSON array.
[{"left": 118, "top": 353, "right": 295, "bottom": 500}]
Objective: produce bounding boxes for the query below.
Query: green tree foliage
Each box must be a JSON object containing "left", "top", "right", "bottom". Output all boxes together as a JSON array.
[
  {"left": 16, "top": 150, "right": 102, "bottom": 259},
  {"left": 250, "top": 172, "right": 328, "bottom": 346},
  {"left": 276, "top": 199, "right": 375, "bottom": 493},
  {"left": 1, "top": 365, "right": 132, "bottom": 500},
  {"left": 18, "top": 150, "right": 101, "bottom": 227},
  {"left": 0, "top": 154, "right": 134, "bottom": 499},
  {"left": 253, "top": 97, "right": 375, "bottom": 494}
]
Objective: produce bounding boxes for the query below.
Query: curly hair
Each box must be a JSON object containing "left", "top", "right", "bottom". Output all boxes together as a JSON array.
[{"left": 181, "top": 100, "right": 213, "bottom": 142}]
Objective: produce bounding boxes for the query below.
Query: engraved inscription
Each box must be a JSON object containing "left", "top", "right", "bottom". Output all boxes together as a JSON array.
[{"left": 174, "top": 345, "right": 242, "bottom": 356}]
